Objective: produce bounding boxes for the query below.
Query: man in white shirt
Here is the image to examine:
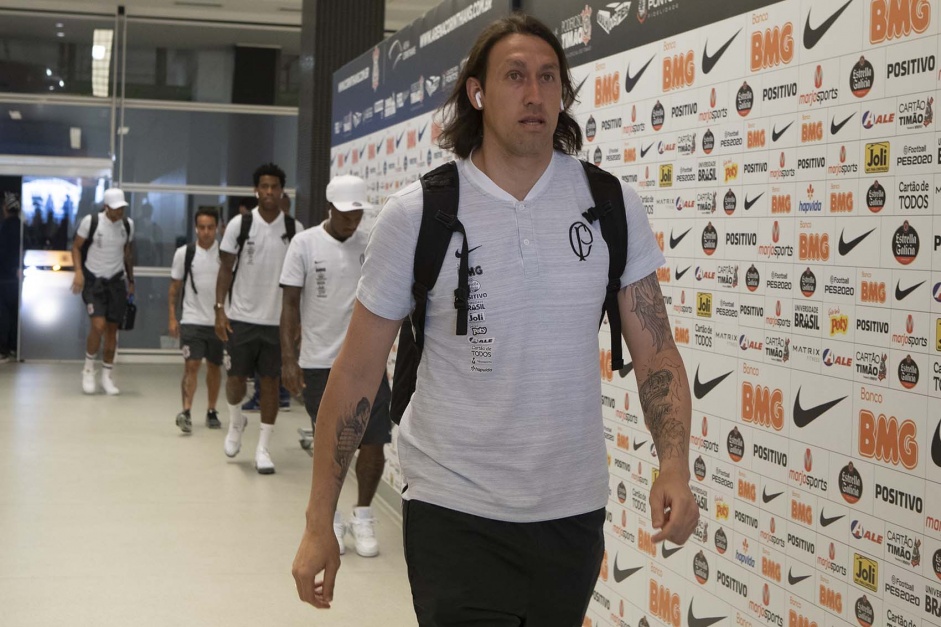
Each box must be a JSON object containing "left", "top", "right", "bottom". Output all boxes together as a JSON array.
[
  {"left": 292, "top": 14, "right": 698, "bottom": 625},
  {"left": 280, "top": 175, "right": 390, "bottom": 558},
  {"left": 71, "top": 188, "right": 135, "bottom": 395},
  {"left": 168, "top": 207, "right": 223, "bottom": 433},
  {"left": 215, "top": 163, "right": 303, "bottom": 474}
]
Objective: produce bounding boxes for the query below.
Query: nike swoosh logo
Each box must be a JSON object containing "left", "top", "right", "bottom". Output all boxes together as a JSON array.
[
  {"left": 702, "top": 29, "right": 741, "bottom": 74},
  {"left": 618, "top": 362, "right": 634, "bottom": 378},
  {"left": 804, "top": 0, "right": 854, "bottom": 50},
  {"left": 772, "top": 122, "right": 793, "bottom": 143},
  {"left": 661, "top": 543, "right": 682, "bottom": 559},
  {"left": 633, "top": 440, "right": 648, "bottom": 451},
  {"left": 762, "top": 488, "right": 783, "bottom": 503},
  {"left": 359, "top": 146, "right": 367, "bottom": 158},
  {"left": 688, "top": 601, "right": 726, "bottom": 627},
  {"left": 932, "top": 419, "right": 941, "bottom": 468},
  {"left": 838, "top": 228, "right": 875, "bottom": 256},
  {"left": 793, "top": 387, "right": 847, "bottom": 428},
  {"left": 670, "top": 229, "right": 691, "bottom": 249},
  {"left": 788, "top": 569, "right": 812, "bottom": 585},
  {"left": 830, "top": 112, "right": 855, "bottom": 135},
  {"left": 574, "top": 76, "right": 589, "bottom": 100},
  {"left": 675, "top": 266, "right": 691, "bottom": 281},
  {"left": 693, "top": 366, "right": 733, "bottom": 399},
  {"left": 895, "top": 280, "right": 925, "bottom": 301},
  {"left": 455, "top": 245, "right": 482, "bottom": 259},
  {"left": 819, "top": 510, "right": 845, "bottom": 527},
  {"left": 613, "top": 555, "right": 642, "bottom": 582},
  {"left": 395, "top": 132, "right": 405, "bottom": 148},
  {"left": 744, "top": 193, "right": 764, "bottom": 210},
  {"left": 625, "top": 55, "right": 656, "bottom": 93},
  {"left": 418, "top": 124, "right": 429, "bottom": 141},
  {"left": 641, "top": 143, "right": 654, "bottom": 158}
]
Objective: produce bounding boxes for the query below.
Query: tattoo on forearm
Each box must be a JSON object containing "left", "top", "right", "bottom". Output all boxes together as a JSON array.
[
  {"left": 629, "top": 274, "right": 670, "bottom": 352},
  {"left": 638, "top": 362, "right": 688, "bottom": 462},
  {"left": 333, "top": 398, "right": 371, "bottom": 489}
]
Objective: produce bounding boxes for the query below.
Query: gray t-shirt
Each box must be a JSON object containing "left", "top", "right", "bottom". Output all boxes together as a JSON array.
[{"left": 357, "top": 151, "right": 665, "bottom": 522}]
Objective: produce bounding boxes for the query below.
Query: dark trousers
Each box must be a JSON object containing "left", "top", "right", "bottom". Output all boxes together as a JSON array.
[
  {"left": 0, "top": 279, "right": 18, "bottom": 355},
  {"left": 402, "top": 499, "right": 605, "bottom": 627}
]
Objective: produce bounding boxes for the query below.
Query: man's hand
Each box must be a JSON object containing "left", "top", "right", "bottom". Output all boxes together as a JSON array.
[
  {"left": 649, "top": 467, "right": 699, "bottom": 545},
  {"left": 71, "top": 273, "right": 84, "bottom": 295},
  {"left": 283, "top": 361, "right": 305, "bottom": 397},
  {"left": 293, "top": 527, "right": 342, "bottom": 609},
  {"left": 127, "top": 281, "right": 135, "bottom": 297},
  {"left": 169, "top": 318, "right": 180, "bottom": 339},
  {"left": 215, "top": 309, "right": 232, "bottom": 342}
]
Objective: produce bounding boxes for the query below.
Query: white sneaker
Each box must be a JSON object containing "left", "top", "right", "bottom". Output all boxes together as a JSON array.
[
  {"left": 101, "top": 372, "right": 120, "bottom": 396},
  {"left": 333, "top": 511, "right": 346, "bottom": 555},
  {"left": 349, "top": 506, "right": 380, "bottom": 557},
  {"left": 82, "top": 369, "right": 97, "bottom": 395},
  {"left": 224, "top": 413, "right": 247, "bottom": 458},
  {"left": 254, "top": 447, "right": 275, "bottom": 475}
]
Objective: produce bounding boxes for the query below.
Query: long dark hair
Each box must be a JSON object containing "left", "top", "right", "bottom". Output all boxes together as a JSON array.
[{"left": 436, "top": 12, "right": 583, "bottom": 159}]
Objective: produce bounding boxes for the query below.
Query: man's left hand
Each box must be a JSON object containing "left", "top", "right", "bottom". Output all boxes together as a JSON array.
[
  {"left": 127, "top": 281, "right": 135, "bottom": 297},
  {"left": 649, "top": 467, "right": 699, "bottom": 545}
]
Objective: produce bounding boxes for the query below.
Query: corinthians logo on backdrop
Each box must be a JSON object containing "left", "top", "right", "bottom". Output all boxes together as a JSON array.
[{"left": 558, "top": 5, "right": 593, "bottom": 50}]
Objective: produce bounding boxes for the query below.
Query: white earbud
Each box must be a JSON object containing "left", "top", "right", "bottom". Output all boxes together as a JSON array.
[
  {"left": 560, "top": 98, "right": 565, "bottom": 111},
  {"left": 475, "top": 92, "right": 483, "bottom": 108},
  {"left": 255, "top": 192, "right": 259, "bottom": 199}
]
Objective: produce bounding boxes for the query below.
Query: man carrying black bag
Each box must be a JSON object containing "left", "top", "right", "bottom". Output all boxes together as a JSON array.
[{"left": 71, "top": 188, "right": 135, "bottom": 395}]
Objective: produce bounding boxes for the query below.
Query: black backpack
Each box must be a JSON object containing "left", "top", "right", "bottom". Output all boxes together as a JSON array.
[
  {"left": 229, "top": 212, "right": 297, "bottom": 300},
  {"left": 80, "top": 212, "right": 131, "bottom": 277},
  {"left": 180, "top": 242, "right": 199, "bottom": 303},
  {"left": 389, "top": 160, "right": 629, "bottom": 424}
]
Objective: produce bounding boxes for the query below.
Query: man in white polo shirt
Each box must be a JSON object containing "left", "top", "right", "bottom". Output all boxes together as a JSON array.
[
  {"left": 280, "top": 175, "right": 390, "bottom": 558},
  {"left": 168, "top": 207, "right": 223, "bottom": 433},
  {"left": 293, "top": 14, "right": 698, "bottom": 625},
  {"left": 215, "top": 163, "right": 302, "bottom": 475},
  {"left": 71, "top": 188, "right": 135, "bottom": 395}
]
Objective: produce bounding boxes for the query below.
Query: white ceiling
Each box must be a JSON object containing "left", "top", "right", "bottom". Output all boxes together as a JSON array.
[{"left": 3, "top": 0, "right": 443, "bottom": 32}]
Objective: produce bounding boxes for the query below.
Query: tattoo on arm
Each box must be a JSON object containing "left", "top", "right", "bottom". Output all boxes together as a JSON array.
[
  {"left": 333, "top": 397, "right": 371, "bottom": 489},
  {"left": 638, "top": 358, "right": 688, "bottom": 462},
  {"left": 629, "top": 274, "right": 670, "bottom": 352}
]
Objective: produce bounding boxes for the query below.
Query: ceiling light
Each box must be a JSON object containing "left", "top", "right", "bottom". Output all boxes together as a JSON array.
[
  {"left": 46, "top": 68, "right": 52, "bottom": 76},
  {"left": 9, "top": 111, "right": 22, "bottom": 120},
  {"left": 56, "top": 32, "right": 65, "bottom": 38},
  {"left": 56, "top": 22, "right": 63, "bottom": 28},
  {"left": 59, "top": 80, "right": 65, "bottom": 87},
  {"left": 92, "top": 45, "right": 106, "bottom": 60}
]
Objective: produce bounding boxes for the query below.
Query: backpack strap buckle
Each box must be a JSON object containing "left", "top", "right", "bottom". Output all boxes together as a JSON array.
[{"left": 435, "top": 210, "right": 457, "bottom": 229}]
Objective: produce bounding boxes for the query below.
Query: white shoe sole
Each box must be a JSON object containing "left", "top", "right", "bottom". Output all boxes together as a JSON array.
[{"left": 354, "top": 545, "right": 379, "bottom": 558}]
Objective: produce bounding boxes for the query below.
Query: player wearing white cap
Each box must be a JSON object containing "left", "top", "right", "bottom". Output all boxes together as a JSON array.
[{"left": 71, "top": 188, "right": 135, "bottom": 395}]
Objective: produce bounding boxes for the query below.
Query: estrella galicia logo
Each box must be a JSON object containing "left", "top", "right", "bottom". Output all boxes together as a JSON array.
[{"left": 569, "top": 222, "right": 594, "bottom": 261}]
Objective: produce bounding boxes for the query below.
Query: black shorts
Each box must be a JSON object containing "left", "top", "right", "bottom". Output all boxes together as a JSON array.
[
  {"left": 224, "top": 321, "right": 281, "bottom": 378},
  {"left": 402, "top": 500, "right": 605, "bottom": 627},
  {"left": 302, "top": 368, "right": 392, "bottom": 446},
  {"left": 82, "top": 273, "right": 127, "bottom": 324},
  {"left": 180, "top": 324, "right": 224, "bottom": 365}
]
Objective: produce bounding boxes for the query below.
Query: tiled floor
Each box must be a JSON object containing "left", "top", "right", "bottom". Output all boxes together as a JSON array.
[{"left": 0, "top": 362, "right": 417, "bottom": 627}]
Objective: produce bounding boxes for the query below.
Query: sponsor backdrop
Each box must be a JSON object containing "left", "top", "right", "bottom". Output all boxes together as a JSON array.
[{"left": 332, "top": 2, "right": 941, "bottom": 627}]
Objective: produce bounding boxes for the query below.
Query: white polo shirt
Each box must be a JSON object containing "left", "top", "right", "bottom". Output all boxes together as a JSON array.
[
  {"left": 77, "top": 212, "right": 135, "bottom": 279},
  {"left": 357, "top": 151, "right": 665, "bottom": 522},
  {"left": 170, "top": 241, "right": 220, "bottom": 327},
  {"left": 279, "top": 223, "right": 369, "bottom": 369},
  {"left": 220, "top": 208, "right": 303, "bottom": 326}
]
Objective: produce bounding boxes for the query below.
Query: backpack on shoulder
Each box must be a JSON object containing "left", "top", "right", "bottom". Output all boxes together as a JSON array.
[
  {"left": 389, "top": 160, "right": 629, "bottom": 424},
  {"left": 229, "top": 212, "right": 297, "bottom": 300}
]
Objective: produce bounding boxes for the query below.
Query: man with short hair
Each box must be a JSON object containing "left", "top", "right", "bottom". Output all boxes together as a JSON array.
[
  {"left": 215, "top": 163, "right": 302, "bottom": 474},
  {"left": 281, "top": 175, "right": 389, "bottom": 557},
  {"left": 71, "top": 188, "right": 135, "bottom": 395},
  {"left": 292, "top": 13, "right": 698, "bottom": 625},
  {"left": 169, "top": 207, "right": 224, "bottom": 433}
]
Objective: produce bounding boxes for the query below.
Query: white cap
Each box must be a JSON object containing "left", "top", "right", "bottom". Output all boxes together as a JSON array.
[
  {"left": 326, "top": 175, "right": 372, "bottom": 212},
  {"left": 103, "top": 188, "right": 128, "bottom": 209}
]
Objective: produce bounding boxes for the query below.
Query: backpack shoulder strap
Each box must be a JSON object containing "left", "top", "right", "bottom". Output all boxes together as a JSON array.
[
  {"left": 122, "top": 216, "right": 131, "bottom": 242},
  {"left": 229, "top": 213, "right": 253, "bottom": 302},
  {"left": 183, "top": 242, "right": 198, "bottom": 297},
  {"left": 412, "top": 161, "right": 464, "bottom": 350},
  {"left": 284, "top": 215, "right": 296, "bottom": 241},
  {"left": 580, "top": 160, "right": 628, "bottom": 371},
  {"left": 80, "top": 213, "right": 99, "bottom": 269}
]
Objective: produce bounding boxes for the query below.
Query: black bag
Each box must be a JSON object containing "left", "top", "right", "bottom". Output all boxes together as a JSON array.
[
  {"left": 119, "top": 295, "right": 137, "bottom": 331},
  {"left": 389, "top": 160, "right": 629, "bottom": 424}
]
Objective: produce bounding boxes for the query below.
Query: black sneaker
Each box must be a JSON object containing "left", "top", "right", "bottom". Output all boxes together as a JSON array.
[
  {"left": 205, "top": 409, "right": 221, "bottom": 429},
  {"left": 176, "top": 410, "right": 192, "bottom": 434}
]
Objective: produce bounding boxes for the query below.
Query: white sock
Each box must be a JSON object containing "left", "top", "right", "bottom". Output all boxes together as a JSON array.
[
  {"left": 228, "top": 402, "right": 243, "bottom": 425},
  {"left": 84, "top": 353, "right": 96, "bottom": 371},
  {"left": 102, "top": 363, "right": 114, "bottom": 379},
  {"left": 258, "top": 423, "right": 274, "bottom": 451}
]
